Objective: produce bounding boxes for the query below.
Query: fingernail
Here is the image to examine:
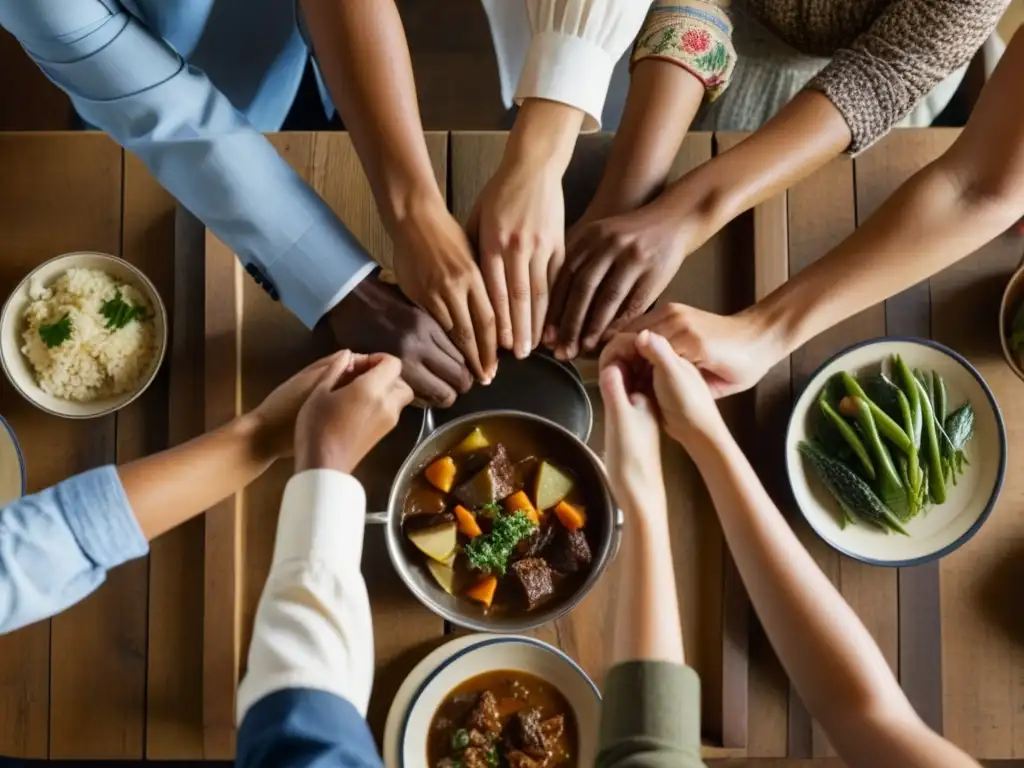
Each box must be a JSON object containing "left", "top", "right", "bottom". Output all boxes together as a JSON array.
[
  {"left": 481, "top": 376, "right": 492, "bottom": 386},
  {"left": 582, "top": 336, "right": 597, "bottom": 352},
  {"left": 515, "top": 346, "right": 529, "bottom": 360},
  {"left": 542, "top": 326, "right": 556, "bottom": 346},
  {"left": 500, "top": 333, "right": 514, "bottom": 349},
  {"left": 564, "top": 344, "right": 577, "bottom": 360}
]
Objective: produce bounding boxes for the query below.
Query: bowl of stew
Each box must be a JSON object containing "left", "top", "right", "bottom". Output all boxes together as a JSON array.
[
  {"left": 398, "top": 635, "right": 600, "bottom": 768},
  {"left": 383, "top": 411, "right": 619, "bottom": 633}
]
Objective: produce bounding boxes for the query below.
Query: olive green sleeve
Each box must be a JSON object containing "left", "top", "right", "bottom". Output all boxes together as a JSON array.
[{"left": 596, "top": 661, "right": 705, "bottom": 768}]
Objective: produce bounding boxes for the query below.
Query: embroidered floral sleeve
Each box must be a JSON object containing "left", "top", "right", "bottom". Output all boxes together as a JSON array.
[{"left": 630, "top": 0, "right": 736, "bottom": 102}]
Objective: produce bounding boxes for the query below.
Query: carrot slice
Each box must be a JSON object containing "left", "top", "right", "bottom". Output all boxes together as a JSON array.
[
  {"left": 504, "top": 490, "right": 539, "bottom": 524},
  {"left": 454, "top": 505, "right": 483, "bottom": 538},
  {"left": 554, "top": 500, "right": 586, "bottom": 531},
  {"left": 424, "top": 456, "right": 456, "bottom": 493},
  {"left": 465, "top": 575, "right": 498, "bottom": 608}
]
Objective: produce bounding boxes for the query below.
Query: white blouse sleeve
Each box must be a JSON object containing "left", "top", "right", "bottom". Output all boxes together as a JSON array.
[
  {"left": 482, "top": 0, "right": 651, "bottom": 132},
  {"left": 236, "top": 470, "right": 374, "bottom": 722}
]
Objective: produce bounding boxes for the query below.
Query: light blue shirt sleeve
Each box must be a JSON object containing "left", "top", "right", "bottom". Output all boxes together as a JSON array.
[
  {"left": 0, "top": 1, "right": 377, "bottom": 328},
  {"left": 0, "top": 466, "right": 148, "bottom": 634}
]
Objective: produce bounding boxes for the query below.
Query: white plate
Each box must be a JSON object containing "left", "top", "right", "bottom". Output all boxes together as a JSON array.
[
  {"left": 384, "top": 634, "right": 600, "bottom": 768},
  {"left": 0, "top": 252, "right": 168, "bottom": 419},
  {"left": 0, "top": 416, "right": 25, "bottom": 505},
  {"left": 786, "top": 338, "right": 1005, "bottom": 566}
]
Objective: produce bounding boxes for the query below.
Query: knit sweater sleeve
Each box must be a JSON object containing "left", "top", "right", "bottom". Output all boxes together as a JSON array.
[{"left": 805, "top": 0, "right": 1008, "bottom": 154}]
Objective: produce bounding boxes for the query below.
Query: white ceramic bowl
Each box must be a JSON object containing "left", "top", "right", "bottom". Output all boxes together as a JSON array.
[
  {"left": 0, "top": 252, "right": 168, "bottom": 419},
  {"left": 0, "top": 416, "right": 25, "bottom": 505},
  {"left": 388, "top": 635, "right": 600, "bottom": 768},
  {"left": 786, "top": 338, "right": 1005, "bottom": 566}
]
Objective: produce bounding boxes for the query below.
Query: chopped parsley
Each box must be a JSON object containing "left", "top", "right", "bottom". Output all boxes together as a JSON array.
[
  {"left": 464, "top": 511, "right": 537, "bottom": 576},
  {"left": 100, "top": 290, "right": 147, "bottom": 330},
  {"left": 451, "top": 729, "right": 470, "bottom": 752},
  {"left": 38, "top": 313, "right": 72, "bottom": 348},
  {"left": 477, "top": 501, "right": 502, "bottom": 518},
  {"left": 486, "top": 746, "right": 499, "bottom": 767}
]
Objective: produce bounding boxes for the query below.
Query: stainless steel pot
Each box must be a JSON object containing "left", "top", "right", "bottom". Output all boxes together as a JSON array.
[{"left": 367, "top": 409, "right": 622, "bottom": 633}]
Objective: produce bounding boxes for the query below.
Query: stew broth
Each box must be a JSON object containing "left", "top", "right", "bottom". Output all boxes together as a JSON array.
[{"left": 427, "top": 670, "right": 577, "bottom": 767}]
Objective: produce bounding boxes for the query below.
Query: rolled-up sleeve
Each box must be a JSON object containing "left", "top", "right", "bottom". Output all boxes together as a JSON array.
[
  {"left": 0, "top": 466, "right": 148, "bottom": 634},
  {"left": 805, "top": 0, "right": 1008, "bottom": 154},
  {"left": 597, "top": 661, "right": 705, "bottom": 768},
  {"left": 493, "top": 0, "right": 651, "bottom": 131},
  {"left": 0, "top": 1, "right": 375, "bottom": 327},
  {"left": 631, "top": 1, "right": 736, "bottom": 102}
]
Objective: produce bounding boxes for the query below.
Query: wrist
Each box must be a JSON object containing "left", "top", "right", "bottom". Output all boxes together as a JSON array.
[
  {"left": 295, "top": 443, "right": 356, "bottom": 475},
  {"left": 381, "top": 178, "right": 446, "bottom": 236},
  {"left": 504, "top": 99, "right": 584, "bottom": 177},
  {"left": 235, "top": 412, "right": 281, "bottom": 464},
  {"left": 743, "top": 280, "right": 816, "bottom": 363}
]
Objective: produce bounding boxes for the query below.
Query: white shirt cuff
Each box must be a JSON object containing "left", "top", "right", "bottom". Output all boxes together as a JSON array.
[{"left": 514, "top": 31, "right": 617, "bottom": 132}]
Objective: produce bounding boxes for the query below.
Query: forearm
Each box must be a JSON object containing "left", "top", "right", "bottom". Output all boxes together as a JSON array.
[
  {"left": 750, "top": 158, "right": 1023, "bottom": 360},
  {"left": 686, "top": 426, "right": 908, "bottom": 730},
  {"left": 119, "top": 415, "right": 274, "bottom": 541},
  {"left": 503, "top": 99, "right": 585, "bottom": 178},
  {"left": 301, "top": 0, "right": 443, "bottom": 231},
  {"left": 612, "top": 504, "right": 685, "bottom": 666},
  {"left": 659, "top": 90, "right": 850, "bottom": 247},
  {"left": 586, "top": 59, "right": 704, "bottom": 219}
]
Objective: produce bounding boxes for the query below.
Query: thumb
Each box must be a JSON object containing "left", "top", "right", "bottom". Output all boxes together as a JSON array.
[
  {"left": 635, "top": 331, "right": 682, "bottom": 373},
  {"left": 599, "top": 364, "right": 632, "bottom": 416}
]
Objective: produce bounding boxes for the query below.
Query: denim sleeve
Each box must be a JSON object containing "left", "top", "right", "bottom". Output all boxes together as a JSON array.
[
  {"left": 0, "top": 0, "right": 376, "bottom": 327},
  {"left": 0, "top": 466, "right": 148, "bottom": 634},
  {"left": 238, "top": 688, "right": 383, "bottom": 768}
]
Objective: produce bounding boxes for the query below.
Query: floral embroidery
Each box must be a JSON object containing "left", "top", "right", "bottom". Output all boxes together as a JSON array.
[
  {"left": 631, "top": 1, "right": 736, "bottom": 101},
  {"left": 680, "top": 27, "right": 712, "bottom": 55}
]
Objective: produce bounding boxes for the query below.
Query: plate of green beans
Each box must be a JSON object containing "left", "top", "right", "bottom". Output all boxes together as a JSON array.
[{"left": 786, "top": 339, "right": 1005, "bottom": 566}]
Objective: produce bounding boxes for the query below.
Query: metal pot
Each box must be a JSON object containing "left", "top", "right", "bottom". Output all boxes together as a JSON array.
[{"left": 367, "top": 409, "right": 622, "bottom": 633}]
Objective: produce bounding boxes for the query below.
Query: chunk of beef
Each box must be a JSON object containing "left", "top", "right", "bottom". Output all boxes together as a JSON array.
[
  {"left": 467, "top": 690, "right": 502, "bottom": 735},
  {"left": 546, "top": 528, "right": 592, "bottom": 575},
  {"left": 510, "top": 558, "right": 556, "bottom": 611},
  {"left": 436, "top": 758, "right": 460, "bottom": 768},
  {"left": 540, "top": 715, "right": 565, "bottom": 748},
  {"left": 516, "top": 519, "right": 556, "bottom": 559},
  {"left": 506, "top": 751, "right": 541, "bottom": 768},
  {"left": 506, "top": 708, "right": 548, "bottom": 759},
  {"left": 454, "top": 444, "right": 515, "bottom": 508},
  {"left": 461, "top": 747, "right": 492, "bottom": 768},
  {"left": 467, "top": 729, "right": 490, "bottom": 748},
  {"left": 403, "top": 511, "right": 456, "bottom": 532}
]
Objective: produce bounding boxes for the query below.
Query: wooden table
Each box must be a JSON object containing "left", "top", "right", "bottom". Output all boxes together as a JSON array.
[{"left": 1, "top": 130, "right": 1023, "bottom": 765}]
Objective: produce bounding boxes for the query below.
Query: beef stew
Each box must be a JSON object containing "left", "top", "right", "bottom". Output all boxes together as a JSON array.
[
  {"left": 402, "top": 419, "right": 599, "bottom": 616},
  {"left": 428, "top": 670, "right": 577, "bottom": 768}
]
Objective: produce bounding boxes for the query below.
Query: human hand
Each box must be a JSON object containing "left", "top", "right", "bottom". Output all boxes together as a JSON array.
[
  {"left": 466, "top": 157, "right": 565, "bottom": 359},
  {"left": 250, "top": 350, "right": 351, "bottom": 460},
  {"left": 295, "top": 352, "right": 414, "bottom": 473},
  {"left": 622, "top": 303, "right": 783, "bottom": 397},
  {"left": 544, "top": 201, "right": 691, "bottom": 360},
  {"left": 600, "top": 347, "right": 666, "bottom": 518},
  {"left": 600, "top": 331, "right": 726, "bottom": 447},
  {"left": 328, "top": 275, "right": 473, "bottom": 407},
  {"left": 390, "top": 198, "right": 497, "bottom": 384}
]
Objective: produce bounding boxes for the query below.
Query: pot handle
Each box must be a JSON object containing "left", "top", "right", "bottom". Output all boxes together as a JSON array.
[
  {"left": 611, "top": 507, "right": 625, "bottom": 560},
  {"left": 365, "top": 511, "right": 389, "bottom": 525},
  {"left": 415, "top": 407, "right": 437, "bottom": 445}
]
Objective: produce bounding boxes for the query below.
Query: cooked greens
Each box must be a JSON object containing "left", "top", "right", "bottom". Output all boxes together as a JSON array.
[
  {"left": 463, "top": 511, "right": 537, "bottom": 575},
  {"left": 800, "top": 354, "right": 975, "bottom": 535}
]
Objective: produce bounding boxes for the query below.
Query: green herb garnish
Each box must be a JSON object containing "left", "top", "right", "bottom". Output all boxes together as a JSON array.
[
  {"left": 451, "top": 729, "right": 470, "bottom": 752},
  {"left": 477, "top": 501, "right": 502, "bottom": 518},
  {"left": 100, "top": 290, "right": 147, "bottom": 330},
  {"left": 485, "top": 746, "right": 499, "bottom": 767},
  {"left": 38, "top": 313, "right": 72, "bottom": 348},
  {"left": 464, "top": 511, "right": 537, "bottom": 575}
]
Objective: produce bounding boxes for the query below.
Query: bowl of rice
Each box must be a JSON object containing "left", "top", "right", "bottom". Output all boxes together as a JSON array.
[{"left": 1, "top": 252, "right": 167, "bottom": 418}]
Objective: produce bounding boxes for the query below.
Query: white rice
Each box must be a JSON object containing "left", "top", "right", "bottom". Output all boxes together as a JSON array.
[{"left": 20, "top": 268, "right": 156, "bottom": 402}]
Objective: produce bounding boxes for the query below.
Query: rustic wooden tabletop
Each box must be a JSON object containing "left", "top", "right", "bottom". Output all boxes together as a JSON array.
[{"left": 0, "top": 130, "right": 1022, "bottom": 765}]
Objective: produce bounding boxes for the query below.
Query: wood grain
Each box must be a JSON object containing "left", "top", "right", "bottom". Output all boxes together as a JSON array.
[
  {"left": 719, "top": 129, "right": 791, "bottom": 760},
  {"left": 449, "top": 132, "right": 741, "bottom": 747},
  {"left": 853, "top": 130, "right": 959, "bottom": 737},
  {"left": 0, "top": 134, "right": 122, "bottom": 758},
  {"left": 0, "top": 134, "right": 124, "bottom": 759},
  {"left": 145, "top": 205, "right": 208, "bottom": 759},
  {"left": 933, "top": 225, "right": 1024, "bottom": 758}
]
